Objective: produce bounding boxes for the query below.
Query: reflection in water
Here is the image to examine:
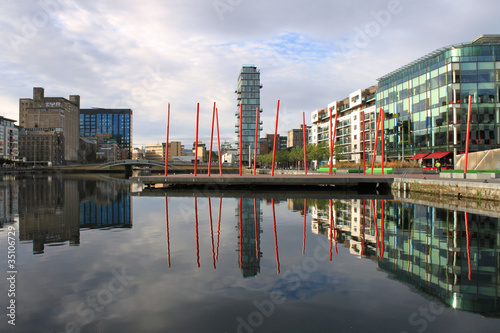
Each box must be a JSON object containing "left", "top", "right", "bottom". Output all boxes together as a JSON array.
[
  {"left": 2, "top": 176, "right": 500, "bottom": 331},
  {"left": 236, "top": 197, "right": 262, "bottom": 277},
  {"left": 304, "top": 198, "right": 500, "bottom": 316},
  {"left": 0, "top": 177, "right": 18, "bottom": 227},
  {"left": 16, "top": 177, "right": 131, "bottom": 254},
  {"left": 165, "top": 197, "right": 171, "bottom": 267}
]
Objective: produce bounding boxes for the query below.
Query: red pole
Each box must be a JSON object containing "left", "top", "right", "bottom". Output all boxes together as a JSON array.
[
  {"left": 239, "top": 103, "right": 243, "bottom": 176},
  {"left": 464, "top": 96, "right": 472, "bottom": 175},
  {"left": 271, "top": 100, "right": 280, "bottom": 176},
  {"left": 332, "top": 110, "right": 339, "bottom": 170},
  {"left": 208, "top": 102, "right": 216, "bottom": 176},
  {"left": 329, "top": 107, "right": 333, "bottom": 175},
  {"left": 381, "top": 109, "right": 385, "bottom": 175},
  {"left": 302, "top": 112, "right": 307, "bottom": 175},
  {"left": 194, "top": 103, "right": 200, "bottom": 176},
  {"left": 371, "top": 108, "right": 382, "bottom": 175},
  {"left": 253, "top": 107, "right": 259, "bottom": 175},
  {"left": 362, "top": 111, "right": 366, "bottom": 174},
  {"left": 165, "top": 103, "right": 170, "bottom": 176},
  {"left": 165, "top": 197, "right": 170, "bottom": 267},
  {"left": 272, "top": 198, "right": 280, "bottom": 274},
  {"left": 216, "top": 108, "right": 222, "bottom": 175}
]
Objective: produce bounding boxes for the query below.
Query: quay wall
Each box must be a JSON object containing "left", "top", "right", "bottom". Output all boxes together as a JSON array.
[{"left": 392, "top": 178, "right": 500, "bottom": 202}]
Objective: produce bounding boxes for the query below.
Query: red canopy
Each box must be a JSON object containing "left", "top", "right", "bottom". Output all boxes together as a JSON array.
[
  {"left": 423, "top": 151, "right": 451, "bottom": 159},
  {"left": 409, "top": 153, "right": 430, "bottom": 160}
]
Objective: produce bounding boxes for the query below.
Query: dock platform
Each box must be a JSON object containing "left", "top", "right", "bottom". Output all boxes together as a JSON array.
[{"left": 131, "top": 174, "right": 395, "bottom": 192}]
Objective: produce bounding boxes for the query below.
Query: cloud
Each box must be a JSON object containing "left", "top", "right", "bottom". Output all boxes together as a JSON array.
[{"left": 1, "top": 0, "right": 500, "bottom": 147}]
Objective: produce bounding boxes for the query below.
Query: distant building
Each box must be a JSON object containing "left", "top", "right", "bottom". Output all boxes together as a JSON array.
[
  {"left": 132, "top": 147, "right": 144, "bottom": 160},
  {"left": 79, "top": 137, "right": 97, "bottom": 163},
  {"left": 222, "top": 148, "right": 238, "bottom": 164},
  {"left": 144, "top": 143, "right": 165, "bottom": 162},
  {"left": 18, "top": 128, "right": 65, "bottom": 166},
  {"left": 19, "top": 87, "right": 80, "bottom": 162},
  {"left": 168, "top": 141, "right": 184, "bottom": 160},
  {"left": 80, "top": 108, "right": 133, "bottom": 159},
  {"left": 287, "top": 125, "right": 310, "bottom": 148},
  {"left": 144, "top": 141, "right": 184, "bottom": 162},
  {"left": 236, "top": 65, "right": 263, "bottom": 165},
  {"left": 192, "top": 141, "right": 206, "bottom": 162},
  {"left": 260, "top": 134, "right": 287, "bottom": 155},
  {"left": 0, "top": 116, "right": 19, "bottom": 161}
]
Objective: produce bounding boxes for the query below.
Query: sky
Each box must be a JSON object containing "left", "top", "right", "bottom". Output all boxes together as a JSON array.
[{"left": 1, "top": 0, "right": 500, "bottom": 148}]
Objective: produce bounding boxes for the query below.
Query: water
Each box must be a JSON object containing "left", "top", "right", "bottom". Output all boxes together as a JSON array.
[{"left": 1, "top": 175, "right": 499, "bottom": 333}]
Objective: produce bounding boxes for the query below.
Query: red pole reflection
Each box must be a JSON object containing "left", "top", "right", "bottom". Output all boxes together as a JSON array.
[
  {"left": 329, "top": 199, "right": 333, "bottom": 261},
  {"left": 208, "top": 198, "right": 216, "bottom": 269},
  {"left": 195, "top": 197, "right": 200, "bottom": 267},
  {"left": 254, "top": 198, "right": 259, "bottom": 259},
  {"left": 239, "top": 198, "right": 243, "bottom": 268},
  {"left": 372, "top": 199, "right": 381, "bottom": 257},
  {"left": 380, "top": 200, "right": 385, "bottom": 258},
  {"left": 165, "top": 196, "right": 171, "bottom": 267},
  {"left": 272, "top": 199, "right": 280, "bottom": 274},
  {"left": 362, "top": 200, "right": 366, "bottom": 255},
  {"left": 216, "top": 198, "right": 222, "bottom": 261},
  {"left": 465, "top": 212, "right": 471, "bottom": 280},
  {"left": 302, "top": 198, "right": 307, "bottom": 255}
]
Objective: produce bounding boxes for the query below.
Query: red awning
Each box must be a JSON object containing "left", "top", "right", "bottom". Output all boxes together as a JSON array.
[
  {"left": 409, "top": 153, "right": 430, "bottom": 160},
  {"left": 423, "top": 151, "right": 451, "bottom": 159}
]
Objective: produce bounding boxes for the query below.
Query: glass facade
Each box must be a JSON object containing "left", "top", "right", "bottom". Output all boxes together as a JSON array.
[
  {"left": 236, "top": 65, "right": 263, "bottom": 165},
  {"left": 80, "top": 108, "right": 132, "bottom": 158},
  {"left": 377, "top": 35, "right": 500, "bottom": 162}
]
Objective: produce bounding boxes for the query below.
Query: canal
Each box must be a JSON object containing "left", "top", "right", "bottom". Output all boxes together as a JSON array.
[{"left": 0, "top": 175, "right": 499, "bottom": 332}]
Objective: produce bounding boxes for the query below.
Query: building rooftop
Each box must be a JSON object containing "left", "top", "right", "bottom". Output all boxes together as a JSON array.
[{"left": 377, "top": 34, "right": 500, "bottom": 82}]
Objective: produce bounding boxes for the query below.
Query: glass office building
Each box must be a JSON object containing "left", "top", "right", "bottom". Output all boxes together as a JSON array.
[
  {"left": 377, "top": 35, "right": 500, "bottom": 163},
  {"left": 80, "top": 108, "right": 132, "bottom": 158},
  {"left": 235, "top": 65, "right": 263, "bottom": 166}
]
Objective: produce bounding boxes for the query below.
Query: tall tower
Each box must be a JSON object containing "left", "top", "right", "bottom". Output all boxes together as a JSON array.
[{"left": 236, "top": 65, "right": 262, "bottom": 166}]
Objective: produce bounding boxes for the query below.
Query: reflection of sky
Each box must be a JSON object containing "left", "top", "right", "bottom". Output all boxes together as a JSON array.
[{"left": 1, "top": 190, "right": 500, "bottom": 332}]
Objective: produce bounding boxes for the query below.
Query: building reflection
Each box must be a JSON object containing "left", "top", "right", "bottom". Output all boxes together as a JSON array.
[
  {"left": 236, "top": 198, "right": 262, "bottom": 278},
  {"left": 80, "top": 181, "right": 132, "bottom": 229},
  {"left": 302, "top": 198, "right": 500, "bottom": 317},
  {"left": 0, "top": 176, "right": 18, "bottom": 227},
  {"left": 18, "top": 177, "right": 132, "bottom": 254}
]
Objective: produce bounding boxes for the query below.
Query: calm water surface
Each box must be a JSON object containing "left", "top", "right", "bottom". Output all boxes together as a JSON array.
[{"left": 1, "top": 175, "right": 499, "bottom": 333}]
